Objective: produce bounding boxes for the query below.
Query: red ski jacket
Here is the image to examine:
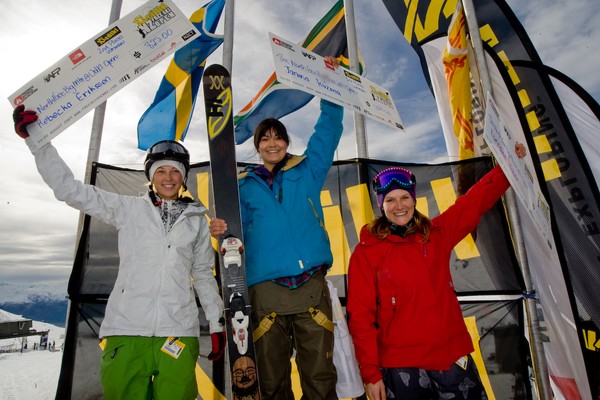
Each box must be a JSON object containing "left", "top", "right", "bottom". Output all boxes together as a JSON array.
[{"left": 347, "top": 166, "right": 510, "bottom": 385}]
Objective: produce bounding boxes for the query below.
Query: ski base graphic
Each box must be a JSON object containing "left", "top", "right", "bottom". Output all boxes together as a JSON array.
[{"left": 203, "top": 63, "right": 260, "bottom": 400}]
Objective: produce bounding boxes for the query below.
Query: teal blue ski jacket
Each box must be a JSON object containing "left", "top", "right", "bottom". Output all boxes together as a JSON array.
[{"left": 239, "top": 100, "right": 344, "bottom": 287}]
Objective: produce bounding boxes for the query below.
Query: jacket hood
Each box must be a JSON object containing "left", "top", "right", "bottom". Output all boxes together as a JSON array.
[{"left": 238, "top": 154, "right": 307, "bottom": 181}]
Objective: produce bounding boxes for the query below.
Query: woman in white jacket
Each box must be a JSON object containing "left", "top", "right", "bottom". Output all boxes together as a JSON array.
[{"left": 13, "top": 105, "right": 225, "bottom": 400}]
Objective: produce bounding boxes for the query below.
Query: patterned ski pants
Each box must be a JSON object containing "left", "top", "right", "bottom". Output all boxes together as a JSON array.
[{"left": 382, "top": 355, "right": 487, "bottom": 400}]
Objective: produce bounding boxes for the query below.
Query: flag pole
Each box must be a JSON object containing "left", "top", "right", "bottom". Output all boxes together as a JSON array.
[
  {"left": 81, "top": 0, "right": 122, "bottom": 222},
  {"left": 343, "top": 0, "right": 368, "bottom": 158},
  {"left": 57, "top": 1, "right": 123, "bottom": 399},
  {"left": 222, "top": 0, "right": 234, "bottom": 73},
  {"left": 461, "top": 0, "right": 552, "bottom": 398}
]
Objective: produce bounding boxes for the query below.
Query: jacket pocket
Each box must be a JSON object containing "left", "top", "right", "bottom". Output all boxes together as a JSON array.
[{"left": 101, "top": 337, "right": 126, "bottom": 364}]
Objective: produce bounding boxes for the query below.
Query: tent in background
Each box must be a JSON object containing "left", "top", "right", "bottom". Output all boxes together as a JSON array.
[{"left": 59, "top": 157, "right": 532, "bottom": 399}]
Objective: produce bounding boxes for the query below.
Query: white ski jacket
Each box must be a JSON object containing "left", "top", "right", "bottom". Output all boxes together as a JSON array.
[{"left": 28, "top": 140, "right": 224, "bottom": 338}]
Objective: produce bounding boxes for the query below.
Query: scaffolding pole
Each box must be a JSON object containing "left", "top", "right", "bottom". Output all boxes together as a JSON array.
[{"left": 344, "top": 0, "right": 368, "bottom": 158}]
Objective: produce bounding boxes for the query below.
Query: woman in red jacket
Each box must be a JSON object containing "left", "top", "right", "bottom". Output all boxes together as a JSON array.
[{"left": 347, "top": 153, "right": 523, "bottom": 400}]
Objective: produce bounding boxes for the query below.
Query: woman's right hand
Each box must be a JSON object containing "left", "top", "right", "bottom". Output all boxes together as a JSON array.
[
  {"left": 366, "top": 380, "right": 386, "bottom": 400},
  {"left": 13, "top": 105, "right": 38, "bottom": 139},
  {"left": 209, "top": 217, "right": 228, "bottom": 237}
]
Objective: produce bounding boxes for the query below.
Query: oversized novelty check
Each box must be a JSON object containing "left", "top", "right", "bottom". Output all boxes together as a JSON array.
[
  {"left": 483, "top": 95, "right": 553, "bottom": 249},
  {"left": 8, "top": 0, "right": 199, "bottom": 149},
  {"left": 269, "top": 32, "right": 404, "bottom": 131}
]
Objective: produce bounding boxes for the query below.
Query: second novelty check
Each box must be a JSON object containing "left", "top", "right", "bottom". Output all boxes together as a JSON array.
[{"left": 269, "top": 32, "right": 404, "bottom": 132}]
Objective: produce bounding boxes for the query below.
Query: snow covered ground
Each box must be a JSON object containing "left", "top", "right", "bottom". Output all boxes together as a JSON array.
[{"left": 0, "top": 309, "right": 64, "bottom": 400}]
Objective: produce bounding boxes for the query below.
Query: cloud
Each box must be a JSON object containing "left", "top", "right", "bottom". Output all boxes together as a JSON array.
[
  {"left": 508, "top": 0, "right": 600, "bottom": 95},
  {"left": 0, "top": 0, "right": 599, "bottom": 292}
]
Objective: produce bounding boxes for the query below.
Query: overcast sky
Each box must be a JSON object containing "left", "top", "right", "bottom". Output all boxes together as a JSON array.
[{"left": 1, "top": 0, "right": 599, "bottom": 296}]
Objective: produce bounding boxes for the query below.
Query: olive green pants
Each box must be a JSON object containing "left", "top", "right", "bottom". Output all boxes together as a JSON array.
[
  {"left": 99, "top": 336, "right": 199, "bottom": 400},
  {"left": 250, "top": 272, "right": 338, "bottom": 400}
]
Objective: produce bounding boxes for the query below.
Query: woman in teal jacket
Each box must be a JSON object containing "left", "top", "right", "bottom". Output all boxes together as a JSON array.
[
  {"left": 211, "top": 91, "right": 343, "bottom": 399},
  {"left": 239, "top": 99, "right": 342, "bottom": 288}
]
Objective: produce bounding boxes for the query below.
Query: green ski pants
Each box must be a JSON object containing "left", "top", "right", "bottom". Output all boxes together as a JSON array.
[{"left": 99, "top": 336, "right": 199, "bottom": 400}]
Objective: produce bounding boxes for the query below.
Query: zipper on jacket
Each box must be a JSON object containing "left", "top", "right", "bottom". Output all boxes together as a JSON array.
[
  {"left": 383, "top": 295, "right": 398, "bottom": 339},
  {"left": 307, "top": 197, "right": 326, "bottom": 230},
  {"left": 166, "top": 201, "right": 173, "bottom": 233}
]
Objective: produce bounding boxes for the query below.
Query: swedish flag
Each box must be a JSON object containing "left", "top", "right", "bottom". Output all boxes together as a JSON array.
[{"left": 137, "top": 0, "right": 225, "bottom": 150}]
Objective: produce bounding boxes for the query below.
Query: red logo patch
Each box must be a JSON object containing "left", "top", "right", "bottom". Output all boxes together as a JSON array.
[{"left": 69, "top": 49, "right": 85, "bottom": 65}]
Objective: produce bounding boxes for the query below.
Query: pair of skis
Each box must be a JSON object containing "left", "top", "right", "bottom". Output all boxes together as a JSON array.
[{"left": 202, "top": 64, "right": 260, "bottom": 400}]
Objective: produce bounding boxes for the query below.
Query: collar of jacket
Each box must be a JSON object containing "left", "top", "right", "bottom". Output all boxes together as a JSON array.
[
  {"left": 358, "top": 224, "right": 425, "bottom": 246},
  {"left": 143, "top": 192, "right": 205, "bottom": 212},
  {"left": 238, "top": 154, "right": 307, "bottom": 180}
]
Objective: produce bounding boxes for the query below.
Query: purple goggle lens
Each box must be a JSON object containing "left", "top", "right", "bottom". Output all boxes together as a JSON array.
[{"left": 373, "top": 167, "right": 416, "bottom": 194}]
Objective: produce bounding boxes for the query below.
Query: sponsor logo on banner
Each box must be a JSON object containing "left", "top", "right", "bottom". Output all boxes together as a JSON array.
[
  {"left": 302, "top": 51, "right": 316, "bottom": 62},
  {"left": 133, "top": 3, "right": 176, "bottom": 39},
  {"left": 13, "top": 86, "right": 38, "bottom": 106},
  {"left": 69, "top": 49, "right": 86, "bottom": 65},
  {"left": 95, "top": 26, "right": 122, "bottom": 46},
  {"left": 272, "top": 37, "right": 294, "bottom": 51},
  {"left": 181, "top": 30, "right": 196, "bottom": 41},
  {"left": 369, "top": 86, "right": 394, "bottom": 109},
  {"left": 43, "top": 68, "right": 61, "bottom": 83},
  {"left": 344, "top": 70, "right": 361, "bottom": 83},
  {"left": 150, "top": 51, "right": 166, "bottom": 63},
  {"left": 134, "top": 64, "right": 150, "bottom": 75}
]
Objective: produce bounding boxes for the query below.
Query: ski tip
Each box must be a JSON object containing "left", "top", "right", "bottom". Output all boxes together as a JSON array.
[{"left": 205, "top": 63, "right": 230, "bottom": 76}]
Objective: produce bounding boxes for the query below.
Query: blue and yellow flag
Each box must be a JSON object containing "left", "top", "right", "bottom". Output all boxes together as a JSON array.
[
  {"left": 137, "top": 0, "right": 225, "bottom": 150},
  {"left": 233, "top": 0, "right": 363, "bottom": 144}
]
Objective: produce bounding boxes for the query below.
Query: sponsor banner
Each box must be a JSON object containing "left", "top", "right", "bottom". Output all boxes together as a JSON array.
[
  {"left": 380, "top": 1, "right": 599, "bottom": 397},
  {"left": 8, "top": 0, "right": 199, "bottom": 148},
  {"left": 269, "top": 32, "right": 404, "bottom": 131}
]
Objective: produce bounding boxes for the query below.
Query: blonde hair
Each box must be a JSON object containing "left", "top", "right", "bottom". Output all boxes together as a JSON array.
[{"left": 367, "top": 209, "right": 431, "bottom": 242}]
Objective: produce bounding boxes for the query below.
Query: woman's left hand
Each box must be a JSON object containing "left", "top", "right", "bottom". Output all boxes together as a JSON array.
[
  {"left": 323, "top": 55, "right": 340, "bottom": 70},
  {"left": 209, "top": 217, "right": 227, "bottom": 237},
  {"left": 365, "top": 380, "right": 386, "bottom": 400},
  {"left": 514, "top": 142, "right": 527, "bottom": 158}
]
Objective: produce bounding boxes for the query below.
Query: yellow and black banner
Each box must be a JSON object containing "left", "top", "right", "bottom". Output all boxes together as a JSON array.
[{"left": 381, "top": 0, "right": 600, "bottom": 398}]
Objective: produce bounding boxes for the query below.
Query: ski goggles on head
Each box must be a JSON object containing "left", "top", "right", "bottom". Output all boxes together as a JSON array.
[
  {"left": 144, "top": 140, "right": 190, "bottom": 180},
  {"left": 147, "top": 140, "right": 189, "bottom": 158},
  {"left": 372, "top": 167, "right": 416, "bottom": 194}
]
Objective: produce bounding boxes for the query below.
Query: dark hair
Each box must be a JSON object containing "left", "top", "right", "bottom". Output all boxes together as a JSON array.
[
  {"left": 253, "top": 118, "right": 290, "bottom": 151},
  {"left": 367, "top": 209, "right": 432, "bottom": 242}
]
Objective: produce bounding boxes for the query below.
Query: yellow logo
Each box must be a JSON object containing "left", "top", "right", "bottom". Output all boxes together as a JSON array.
[{"left": 206, "top": 75, "right": 232, "bottom": 140}]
